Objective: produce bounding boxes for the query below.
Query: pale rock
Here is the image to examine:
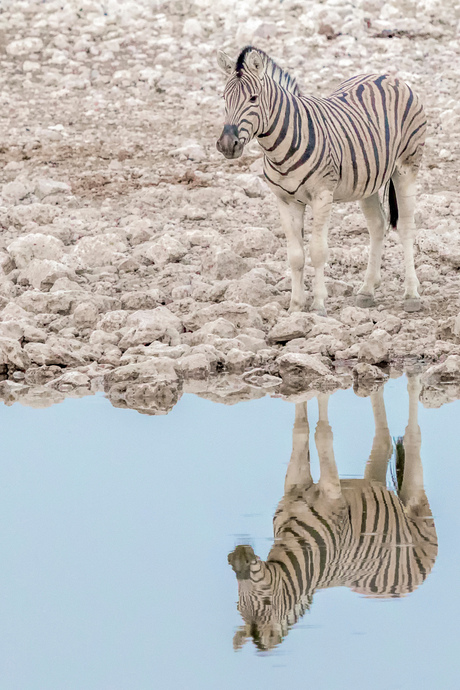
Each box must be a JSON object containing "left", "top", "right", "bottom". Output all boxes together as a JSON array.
[
  {"left": 377, "top": 315, "right": 402, "bottom": 335},
  {"left": 0, "top": 251, "right": 15, "bottom": 274},
  {"left": 198, "top": 318, "right": 237, "bottom": 339},
  {"left": 171, "top": 285, "right": 192, "bottom": 300},
  {"left": 183, "top": 301, "right": 263, "bottom": 331},
  {"left": 0, "top": 321, "right": 24, "bottom": 340},
  {"left": 358, "top": 330, "right": 391, "bottom": 364},
  {"left": 422, "top": 355, "right": 460, "bottom": 386},
  {"left": 97, "top": 310, "right": 130, "bottom": 332},
  {"left": 203, "top": 249, "right": 248, "bottom": 281},
  {"left": 233, "top": 173, "right": 268, "bottom": 198},
  {"left": 232, "top": 227, "right": 279, "bottom": 257},
  {"left": 89, "top": 330, "right": 120, "bottom": 346},
  {"left": 268, "top": 312, "right": 315, "bottom": 343},
  {"left": 34, "top": 178, "right": 71, "bottom": 200},
  {"left": 6, "top": 37, "right": 44, "bottom": 56},
  {"left": 0, "top": 338, "right": 30, "bottom": 370},
  {"left": 22, "top": 325, "right": 47, "bottom": 343},
  {"left": 225, "top": 348, "right": 255, "bottom": 373},
  {"left": 340, "top": 305, "right": 371, "bottom": 327},
  {"left": 177, "top": 352, "right": 210, "bottom": 379},
  {"left": 225, "top": 275, "right": 274, "bottom": 307},
  {"left": 120, "top": 291, "right": 159, "bottom": 310},
  {"left": 327, "top": 279, "right": 354, "bottom": 297},
  {"left": 18, "top": 258, "right": 74, "bottom": 290},
  {"left": 183, "top": 17, "right": 203, "bottom": 37},
  {"left": 50, "top": 277, "right": 84, "bottom": 292},
  {"left": 119, "top": 307, "right": 183, "bottom": 349},
  {"left": 16, "top": 290, "right": 82, "bottom": 315},
  {"left": 453, "top": 313, "right": 460, "bottom": 338},
  {"left": 7, "top": 203, "right": 61, "bottom": 227},
  {"left": 8, "top": 234, "right": 65, "bottom": 268},
  {"left": 2, "top": 180, "right": 31, "bottom": 204},
  {"left": 73, "top": 234, "right": 128, "bottom": 268},
  {"left": 73, "top": 302, "right": 99, "bottom": 329},
  {"left": 144, "top": 234, "right": 188, "bottom": 266},
  {"left": 278, "top": 353, "right": 333, "bottom": 389},
  {"left": 104, "top": 358, "right": 181, "bottom": 415},
  {"left": 48, "top": 371, "right": 91, "bottom": 392},
  {"left": 24, "top": 341, "right": 86, "bottom": 367},
  {"left": 169, "top": 142, "right": 206, "bottom": 162},
  {"left": 353, "top": 362, "right": 389, "bottom": 396}
]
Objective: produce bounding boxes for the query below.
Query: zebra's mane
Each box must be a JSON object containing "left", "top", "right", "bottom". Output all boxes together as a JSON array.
[{"left": 235, "top": 46, "right": 300, "bottom": 96}]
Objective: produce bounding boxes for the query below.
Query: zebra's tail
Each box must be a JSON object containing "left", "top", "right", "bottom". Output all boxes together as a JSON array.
[
  {"left": 388, "top": 178, "right": 399, "bottom": 228},
  {"left": 390, "top": 436, "right": 405, "bottom": 493}
]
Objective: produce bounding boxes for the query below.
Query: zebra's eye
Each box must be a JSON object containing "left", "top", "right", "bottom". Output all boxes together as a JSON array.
[{"left": 249, "top": 95, "right": 258, "bottom": 103}]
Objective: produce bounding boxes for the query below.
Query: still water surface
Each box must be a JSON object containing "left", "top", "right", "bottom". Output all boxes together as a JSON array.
[{"left": 0, "top": 376, "right": 458, "bottom": 689}]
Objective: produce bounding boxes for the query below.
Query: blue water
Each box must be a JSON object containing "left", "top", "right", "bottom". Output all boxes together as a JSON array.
[{"left": 0, "top": 377, "right": 458, "bottom": 690}]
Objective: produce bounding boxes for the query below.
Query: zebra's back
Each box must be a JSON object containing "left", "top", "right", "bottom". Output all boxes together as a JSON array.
[
  {"left": 271, "top": 478, "right": 437, "bottom": 599},
  {"left": 304, "top": 74, "right": 426, "bottom": 202}
]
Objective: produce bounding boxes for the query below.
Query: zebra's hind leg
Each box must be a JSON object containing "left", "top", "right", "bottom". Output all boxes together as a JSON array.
[
  {"left": 357, "top": 192, "right": 386, "bottom": 308},
  {"left": 284, "top": 402, "right": 313, "bottom": 494},
  {"left": 315, "top": 394, "right": 342, "bottom": 502},
  {"left": 277, "top": 197, "right": 307, "bottom": 312},
  {"left": 391, "top": 165, "right": 421, "bottom": 312},
  {"left": 310, "top": 190, "right": 333, "bottom": 316}
]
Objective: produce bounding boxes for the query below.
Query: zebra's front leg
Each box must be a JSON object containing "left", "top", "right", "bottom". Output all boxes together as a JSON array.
[
  {"left": 315, "top": 394, "right": 342, "bottom": 502},
  {"left": 310, "top": 191, "right": 333, "bottom": 316},
  {"left": 357, "top": 192, "right": 386, "bottom": 308},
  {"left": 277, "top": 197, "right": 306, "bottom": 312},
  {"left": 392, "top": 166, "right": 421, "bottom": 312}
]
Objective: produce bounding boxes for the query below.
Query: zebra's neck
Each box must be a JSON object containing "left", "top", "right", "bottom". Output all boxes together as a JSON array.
[{"left": 256, "top": 81, "right": 318, "bottom": 171}]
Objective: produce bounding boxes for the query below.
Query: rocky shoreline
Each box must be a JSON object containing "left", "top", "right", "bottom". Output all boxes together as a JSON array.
[{"left": 0, "top": 0, "right": 459, "bottom": 412}]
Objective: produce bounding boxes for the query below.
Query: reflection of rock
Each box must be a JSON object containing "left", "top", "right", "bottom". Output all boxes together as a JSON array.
[
  {"left": 104, "top": 359, "right": 182, "bottom": 415},
  {"left": 420, "top": 355, "right": 460, "bottom": 408},
  {"left": 353, "top": 362, "right": 389, "bottom": 397},
  {"left": 277, "top": 353, "right": 341, "bottom": 393}
]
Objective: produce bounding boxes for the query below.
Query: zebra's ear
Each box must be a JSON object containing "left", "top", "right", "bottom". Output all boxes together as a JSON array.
[
  {"left": 233, "top": 625, "right": 250, "bottom": 650},
  {"left": 217, "top": 50, "right": 235, "bottom": 76},
  {"left": 246, "top": 50, "right": 267, "bottom": 79}
]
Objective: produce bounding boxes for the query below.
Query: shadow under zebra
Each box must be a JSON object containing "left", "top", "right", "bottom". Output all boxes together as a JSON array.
[{"left": 228, "top": 375, "right": 438, "bottom": 652}]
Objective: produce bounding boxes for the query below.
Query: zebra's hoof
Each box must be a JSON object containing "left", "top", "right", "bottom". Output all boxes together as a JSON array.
[
  {"left": 404, "top": 297, "right": 421, "bottom": 313},
  {"left": 356, "top": 293, "right": 375, "bottom": 308},
  {"left": 312, "top": 306, "right": 327, "bottom": 317}
]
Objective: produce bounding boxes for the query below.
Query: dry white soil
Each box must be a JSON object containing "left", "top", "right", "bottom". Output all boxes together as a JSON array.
[{"left": 0, "top": 0, "right": 459, "bottom": 412}]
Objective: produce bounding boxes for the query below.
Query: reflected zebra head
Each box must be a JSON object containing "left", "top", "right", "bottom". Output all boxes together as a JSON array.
[
  {"left": 227, "top": 544, "right": 293, "bottom": 651},
  {"left": 216, "top": 47, "right": 268, "bottom": 159}
]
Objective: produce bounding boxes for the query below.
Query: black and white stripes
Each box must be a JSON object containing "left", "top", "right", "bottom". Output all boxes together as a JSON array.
[{"left": 217, "top": 47, "right": 426, "bottom": 315}]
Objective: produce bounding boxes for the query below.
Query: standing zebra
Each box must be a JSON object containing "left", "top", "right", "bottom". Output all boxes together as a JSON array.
[
  {"left": 228, "top": 376, "right": 437, "bottom": 651},
  {"left": 216, "top": 47, "right": 426, "bottom": 315}
]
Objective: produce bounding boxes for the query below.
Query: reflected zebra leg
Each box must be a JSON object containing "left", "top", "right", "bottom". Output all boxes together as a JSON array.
[
  {"left": 357, "top": 192, "right": 386, "bottom": 308},
  {"left": 391, "top": 165, "right": 421, "bottom": 312},
  {"left": 277, "top": 197, "right": 306, "bottom": 313},
  {"left": 364, "top": 387, "right": 393, "bottom": 484},
  {"left": 315, "top": 394, "right": 342, "bottom": 501},
  {"left": 398, "top": 374, "right": 438, "bottom": 571},
  {"left": 284, "top": 402, "right": 313, "bottom": 494},
  {"left": 309, "top": 191, "right": 333, "bottom": 316},
  {"left": 398, "top": 374, "right": 425, "bottom": 509}
]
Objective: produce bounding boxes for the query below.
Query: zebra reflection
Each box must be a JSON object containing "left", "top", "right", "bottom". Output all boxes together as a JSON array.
[{"left": 228, "top": 376, "right": 437, "bottom": 651}]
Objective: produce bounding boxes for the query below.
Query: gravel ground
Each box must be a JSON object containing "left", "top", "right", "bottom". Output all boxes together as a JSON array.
[{"left": 0, "top": 0, "right": 459, "bottom": 412}]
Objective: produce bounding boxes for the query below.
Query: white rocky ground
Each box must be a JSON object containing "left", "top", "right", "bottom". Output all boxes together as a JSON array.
[{"left": 0, "top": 0, "right": 459, "bottom": 413}]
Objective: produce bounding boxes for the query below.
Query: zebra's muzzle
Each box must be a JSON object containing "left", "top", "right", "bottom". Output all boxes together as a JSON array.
[
  {"left": 228, "top": 544, "right": 256, "bottom": 580},
  {"left": 216, "top": 124, "right": 244, "bottom": 159}
]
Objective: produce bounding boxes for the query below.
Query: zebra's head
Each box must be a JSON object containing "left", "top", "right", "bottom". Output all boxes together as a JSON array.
[
  {"left": 216, "top": 47, "right": 268, "bottom": 159},
  {"left": 228, "top": 544, "right": 285, "bottom": 651}
]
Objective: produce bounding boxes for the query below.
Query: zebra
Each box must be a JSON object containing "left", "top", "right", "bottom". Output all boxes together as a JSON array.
[
  {"left": 228, "top": 375, "right": 438, "bottom": 651},
  {"left": 216, "top": 46, "right": 426, "bottom": 315}
]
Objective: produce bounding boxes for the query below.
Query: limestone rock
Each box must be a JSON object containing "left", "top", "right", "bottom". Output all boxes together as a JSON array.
[
  {"left": 0, "top": 338, "right": 30, "bottom": 370},
  {"left": 73, "top": 234, "right": 128, "bottom": 268},
  {"left": 183, "top": 301, "right": 263, "bottom": 332},
  {"left": 8, "top": 234, "right": 65, "bottom": 268},
  {"left": 18, "top": 258, "right": 75, "bottom": 290},
  {"left": 73, "top": 302, "right": 99, "bottom": 329},
  {"left": 268, "top": 313, "right": 315, "bottom": 343},
  {"left": 358, "top": 330, "right": 391, "bottom": 364},
  {"left": 119, "top": 307, "right": 183, "bottom": 349}
]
